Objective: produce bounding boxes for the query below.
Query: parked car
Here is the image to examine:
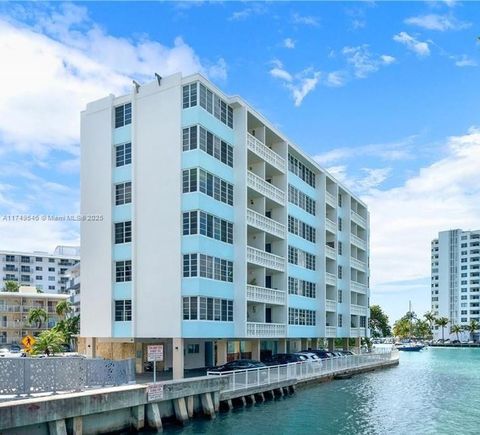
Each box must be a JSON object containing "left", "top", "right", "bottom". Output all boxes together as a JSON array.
[
  {"left": 0, "top": 347, "right": 11, "bottom": 357},
  {"left": 296, "top": 352, "right": 321, "bottom": 361},
  {"left": 338, "top": 350, "right": 354, "bottom": 356},
  {"left": 263, "top": 353, "right": 306, "bottom": 366},
  {"left": 10, "top": 344, "right": 21, "bottom": 353},
  {"left": 209, "top": 359, "right": 266, "bottom": 372},
  {"left": 306, "top": 349, "right": 331, "bottom": 359}
]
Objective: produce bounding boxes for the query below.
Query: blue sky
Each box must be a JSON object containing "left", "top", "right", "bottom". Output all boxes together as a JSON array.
[{"left": 0, "top": 1, "right": 479, "bottom": 323}]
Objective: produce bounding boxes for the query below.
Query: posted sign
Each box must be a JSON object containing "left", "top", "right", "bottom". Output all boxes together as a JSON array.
[
  {"left": 147, "top": 383, "right": 164, "bottom": 401},
  {"left": 147, "top": 345, "right": 164, "bottom": 362}
]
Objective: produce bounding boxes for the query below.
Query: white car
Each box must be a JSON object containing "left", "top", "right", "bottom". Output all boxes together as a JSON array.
[
  {"left": 296, "top": 351, "right": 321, "bottom": 361},
  {"left": 0, "top": 348, "right": 10, "bottom": 357}
]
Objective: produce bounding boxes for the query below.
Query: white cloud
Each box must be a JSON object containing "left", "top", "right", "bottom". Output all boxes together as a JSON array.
[
  {"left": 364, "top": 127, "right": 480, "bottom": 290},
  {"left": 0, "top": 3, "right": 227, "bottom": 157},
  {"left": 229, "top": 3, "right": 267, "bottom": 21},
  {"left": 393, "top": 32, "right": 431, "bottom": 57},
  {"left": 342, "top": 45, "right": 395, "bottom": 78},
  {"left": 326, "top": 71, "right": 346, "bottom": 87},
  {"left": 452, "top": 54, "right": 477, "bottom": 68},
  {"left": 292, "top": 13, "right": 319, "bottom": 27},
  {"left": 283, "top": 38, "right": 295, "bottom": 49},
  {"left": 324, "top": 166, "right": 391, "bottom": 194},
  {"left": 405, "top": 14, "right": 470, "bottom": 31}
]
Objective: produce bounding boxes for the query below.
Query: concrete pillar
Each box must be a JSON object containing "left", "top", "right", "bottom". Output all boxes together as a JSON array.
[
  {"left": 72, "top": 416, "right": 82, "bottom": 435},
  {"left": 301, "top": 339, "right": 309, "bottom": 350},
  {"left": 131, "top": 405, "right": 145, "bottom": 430},
  {"left": 249, "top": 394, "right": 256, "bottom": 404},
  {"left": 251, "top": 339, "right": 261, "bottom": 361},
  {"left": 48, "top": 420, "right": 67, "bottom": 435},
  {"left": 146, "top": 403, "right": 163, "bottom": 431},
  {"left": 216, "top": 340, "right": 227, "bottom": 365},
  {"left": 85, "top": 337, "right": 96, "bottom": 358},
  {"left": 278, "top": 339, "right": 287, "bottom": 353},
  {"left": 186, "top": 396, "right": 194, "bottom": 418},
  {"left": 173, "top": 397, "right": 189, "bottom": 425},
  {"left": 135, "top": 341, "right": 144, "bottom": 374},
  {"left": 343, "top": 338, "right": 350, "bottom": 351},
  {"left": 227, "top": 399, "right": 233, "bottom": 410},
  {"left": 172, "top": 338, "right": 184, "bottom": 379},
  {"left": 328, "top": 338, "right": 335, "bottom": 352},
  {"left": 213, "top": 391, "right": 220, "bottom": 412},
  {"left": 201, "top": 392, "right": 216, "bottom": 419},
  {"left": 255, "top": 392, "right": 265, "bottom": 402},
  {"left": 311, "top": 338, "right": 319, "bottom": 350},
  {"left": 355, "top": 337, "right": 361, "bottom": 351}
]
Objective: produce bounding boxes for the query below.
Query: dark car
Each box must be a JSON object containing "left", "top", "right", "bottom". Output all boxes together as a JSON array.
[
  {"left": 338, "top": 350, "right": 354, "bottom": 356},
  {"left": 209, "top": 359, "right": 266, "bottom": 372},
  {"left": 303, "top": 349, "right": 331, "bottom": 359},
  {"left": 263, "top": 353, "right": 306, "bottom": 366}
]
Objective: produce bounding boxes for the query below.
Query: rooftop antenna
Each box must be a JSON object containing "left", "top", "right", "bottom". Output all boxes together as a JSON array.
[
  {"left": 155, "top": 73, "right": 162, "bottom": 86},
  {"left": 133, "top": 80, "right": 141, "bottom": 93}
]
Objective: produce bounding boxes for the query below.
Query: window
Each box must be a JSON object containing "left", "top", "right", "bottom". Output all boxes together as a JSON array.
[
  {"left": 115, "top": 103, "right": 132, "bottom": 128},
  {"left": 288, "top": 308, "right": 316, "bottom": 326},
  {"left": 183, "top": 297, "right": 233, "bottom": 321},
  {"left": 338, "top": 194, "right": 343, "bottom": 207},
  {"left": 338, "top": 217, "right": 343, "bottom": 231},
  {"left": 115, "top": 182, "right": 132, "bottom": 206},
  {"left": 338, "top": 265, "right": 343, "bottom": 279},
  {"left": 288, "top": 277, "right": 316, "bottom": 298},
  {"left": 338, "top": 290, "right": 343, "bottom": 303},
  {"left": 6, "top": 255, "right": 15, "bottom": 262},
  {"left": 115, "top": 260, "right": 132, "bottom": 282},
  {"left": 35, "top": 257, "right": 43, "bottom": 262},
  {"left": 49, "top": 258, "right": 55, "bottom": 263},
  {"left": 36, "top": 266, "right": 42, "bottom": 271},
  {"left": 183, "top": 254, "right": 233, "bottom": 282},
  {"left": 338, "top": 314, "right": 343, "bottom": 327},
  {"left": 36, "top": 275, "right": 42, "bottom": 280},
  {"left": 183, "top": 211, "right": 233, "bottom": 244},
  {"left": 182, "top": 168, "right": 233, "bottom": 206},
  {"left": 182, "top": 83, "right": 198, "bottom": 108},
  {"left": 288, "top": 154, "right": 315, "bottom": 188},
  {"left": 338, "top": 241, "right": 343, "bottom": 256},
  {"left": 198, "top": 83, "right": 233, "bottom": 128},
  {"left": 48, "top": 285, "right": 55, "bottom": 290},
  {"left": 187, "top": 344, "right": 200, "bottom": 354},
  {"left": 115, "top": 300, "right": 132, "bottom": 321},
  {"left": 21, "top": 275, "right": 30, "bottom": 282},
  {"left": 288, "top": 185, "right": 316, "bottom": 215},
  {"left": 48, "top": 267, "right": 55, "bottom": 272},
  {"left": 288, "top": 215, "right": 316, "bottom": 243},
  {"left": 115, "top": 221, "right": 132, "bottom": 244},
  {"left": 288, "top": 246, "right": 316, "bottom": 270},
  {"left": 115, "top": 143, "right": 132, "bottom": 167},
  {"left": 360, "top": 316, "right": 366, "bottom": 328},
  {"left": 21, "top": 256, "right": 30, "bottom": 263},
  {"left": 183, "top": 126, "right": 234, "bottom": 167}
]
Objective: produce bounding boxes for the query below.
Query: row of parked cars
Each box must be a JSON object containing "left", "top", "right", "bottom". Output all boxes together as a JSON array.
[{"left": 209, "top": 349, "right": 355, "bottom": 372}]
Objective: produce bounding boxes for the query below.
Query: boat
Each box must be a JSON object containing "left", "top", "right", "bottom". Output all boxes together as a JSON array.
[{"left": 397, "top": 344, "right": 424, "bottom": 352}]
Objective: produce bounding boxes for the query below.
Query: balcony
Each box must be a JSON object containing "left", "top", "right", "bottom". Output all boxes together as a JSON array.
[
  {"left": 0, "top": 305, "right": 21, "bottom": 313},
  {"left": 351, "top": 281, "right": 367, "bottom": 294},
  {"left": 246, "top": 209, "right": 286, "bottom": 239},
  {"left": 350, "top": 327, "right": 366, "bottom": 337},
  {"left": 247, "top": 246, "right": 285, "bottom": 272},
  {"left": 325, "top": 191, "right": 336, "bottom": 208},
  {"left": 351, "top": 210, "right": 367, "bottom": 228},
  {"left": 350, "top": 234, "right": 367, "bottom": 250},
  {"left": 246, "top": 285, "right": 286, "bottom": 305},
  {"left": 247, "top": 171, "right": 285, "bottom": 206},
  {"left": 351, "top": 257, "right": 367, "bottom": 271},
  {"left": 325, "top": 245, "right": 336, "bottom": 259},
  {"left": 325, "top": 218, "right": 336, "bottom": 234},
  {"left": 325, "top": 326, "right": 336, "bottom": 337},
  {"left": 2, "top": 277, "right": 18, "bottom": 281},
  {"left": 325, "top": 299, "right": 337, "bottom": 312},
  {"left": 246, "top": 322, "right": 286, "bottom": 337},
  {"left": 351, "top": 304, "right": 368, "bottom": 316},
  {"left": 2, "top": 267, "right": 18, "bottom": 272},
  {"left": 325, "top": 272, "right": 337, "bottom": 286},
  {"left": 247, "top": 133, "right": 286, "bottom": 173}
]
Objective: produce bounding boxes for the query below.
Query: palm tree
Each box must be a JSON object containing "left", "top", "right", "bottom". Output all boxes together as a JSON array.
[
  {"left": 435, "top": 317, "right": 449, "bottom": 342},
  {"left": 54, "top": 315, "right": 80, "bottom": 349},
  {"left": 424, "top": 311, "right": 436, "bottom": 334},
  {"left": 451, "top": 324, "right": 462, "bottom": 342},
  {"left": 465, "top": 319, "right": 479, "bottom": 342},
  {"left": 32, "top": 329, "right": 65, "bottom": 356},
  {"left": 55, "top": 300, "right": 72, "bottom": 318},
  {"left": 27, "top": 308, "right": 47, "bottom": 329},
  {"left": 3, "top": 281, "right": 19, "bottom": 292}
]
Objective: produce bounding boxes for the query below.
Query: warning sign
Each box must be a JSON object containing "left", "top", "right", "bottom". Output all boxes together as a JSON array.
[
  {"left": 147, "top": 345, "right": 164, "bottom": 362},
  {"left": 147, "top": 383, "right": 164, "bottom": 401},
  {"left": 22, "top": 335, "right": 36, "bottom": 349}
]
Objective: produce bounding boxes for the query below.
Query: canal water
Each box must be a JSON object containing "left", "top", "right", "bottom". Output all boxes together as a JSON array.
[{"left": 162, "top": 347, "right": 480, "bottom": 435}]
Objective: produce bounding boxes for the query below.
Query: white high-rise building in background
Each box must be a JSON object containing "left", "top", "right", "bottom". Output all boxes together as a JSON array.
[
  {"left": 80, "top": 73, "right": 370, "bottom": 377},
  {"left": 431, "top": 229, "right": 480, "bottom": 340}
]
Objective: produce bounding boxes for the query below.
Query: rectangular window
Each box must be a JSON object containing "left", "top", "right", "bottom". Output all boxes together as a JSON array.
[
  {"left": 115, "top": 260, "right": 132, "bottom": 282},
  {"left": 115, "top": 142, "right": 132, "bottom": 167},
  {"left": 183, "top": 297, "right": 233, "bottom": 321},
  {"left": 198, "top": 83, "right": 233, "bottom": 128},
  {"left": 288, "top": 277, "right": 316, "bottom": 298},
  {"left": 288, "top": 246, "right": 315, "bottom": 270},
  {"left": 183, "top": 253, "right": 232, "bottom": 282},
  {"left": 338, "top": 290, "right": 343, "bottom": 303},
  {"left": 288, "top": 154, "right": 316, "bottom": 188},
  {"left": 338, "top": 265, "right": 343, "bottom": 279},
  {"left": 115, "top": 182, "right": 132, "bottom": 206},
  {"left": 288, "top": 185, "right": 316, "bottom": 215},
  {"left": 338, "top": 314, "right": 343, "bottom": 327},
  {"left": 184, "top": 211, "right": 233, "bottom": 243},
  {"left": 115, "top": 300, "right": 132, "bottom": 321},
  {"left": 182, "top": 168, "right": 233, "bottom": 206},
  {"left": 183, "top": 125, "right": 233, "bottom": 167},
  {"left": 115, "top": 103, "right": 132, "bottom": 128},
  {"left": 115, "top": 221, "right": 132, "bottom": 244},
  {"left": 182, "top": 83, "right": 197, "bottom": 108},
  {"left": 288, "top": 215, "right": 316, "bottom": 243},
  {"left": 288, "top": 308, "right": 316, "bottom": 326}
]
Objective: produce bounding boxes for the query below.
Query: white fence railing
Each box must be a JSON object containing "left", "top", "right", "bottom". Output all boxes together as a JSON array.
[
  {"left": 246, "top": 285, "right": 286, "bottom": 305},
  {"left": 326, "top": 218, "right": 336, "bottom": 233},
  {"left": 207, "top": 349, "right": 398, "bottom": 393},
  {"left": 246, "top": 246, "right": 286, "bottom": 272},
  {"left": 325, "top": 299, "right": 337, "bottom": 312},
  {"left": 325, "top": 272, "right": 337, "bottom": 286},
  {"left": 247, "top": 134, "right": 286, "bottom": 173},
  {"left": 247, "top": 171, "right": 286, "bottom": 205},
  {"left": 325, "top": 245, "right": 336, "bottom": 259},
  {"left": 246, "top": 208, "right": 286, "bottom": 239},
  {"left": 246, "top": 322, "right": 287, "bottom": 337},
  {"left": 351, "top": 257, "right": 367, "bottom": 271},
  {"left": 350, "top": 234, "right": 367, "bottom": 250},
  {"left": 325, "top": 191, "right": 336, "bottom": 207},
  {"left": 351, "top": 210, "right": 367, "bottom": 228},
  {"left": 351, "top": 281, "right": 367, "bottom": 294}
]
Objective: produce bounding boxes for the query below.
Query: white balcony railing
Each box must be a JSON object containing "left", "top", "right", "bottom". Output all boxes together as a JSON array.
[
  {"left": 247, "top": 246, "right": 286, "bottom": 272},
  {"left": 351, "top": 257, "right": 367, "bottom": 271},
  {"left": 246, "top": 322, "right": 287, "bottom": 337},
  {"left": 246, "top": 209, "right": 286, "bottom": 239},
  {"left": 247, "top": 171, "right": 286, "bottom": 206},
  {"left": 351, "top": 304, "right": 368, "bottom": 316},
  {"left": 325, "top": 191, "right": 336, "bottom": 208},
  {"left": 246, "top": 285, "right": 286, "bottom": 305},
  {"left": 0, "top": 305, "right": 21, "bottom": 313},
  {"left": 326, "top": 299, "right": 337, "bottom": 312},
  {"left": 350, "top": 234, "right": 367, "bottom": 250},
  {"left": 326, "top": 218, "right": 336, "bottom": 233},
  {"left": 325, "top": 245, "right": 336, "bottom": 259},
  {"left": 247, "top": 133, "right": 286, "bottom": 173},
  {"left": 325, "top": 326, "right": 337, "bottom": 337},
  {"left": 351, "top": 210, "right": 367, "bottom": 228},
  {"left": 351, "top": 281, "right": 367, "bottom": 294},
  {"left": 350, "top": 327, "right": 366, "bottom": 337},
  {"left": 325, "top": 272, "right": 337, "bottom": 286}
]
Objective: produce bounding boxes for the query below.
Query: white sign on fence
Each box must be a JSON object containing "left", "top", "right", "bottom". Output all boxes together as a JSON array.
[
  {"left": 147, "top": 383, "right": 164, "bottom": 401},
  {"left": 147, "top": 345, "right": 164, "bottom": 362}
]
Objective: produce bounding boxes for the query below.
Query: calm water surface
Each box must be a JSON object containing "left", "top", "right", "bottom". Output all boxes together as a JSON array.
[{"left": 163, "top": 348, "right": 480, "bottom": 435}]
